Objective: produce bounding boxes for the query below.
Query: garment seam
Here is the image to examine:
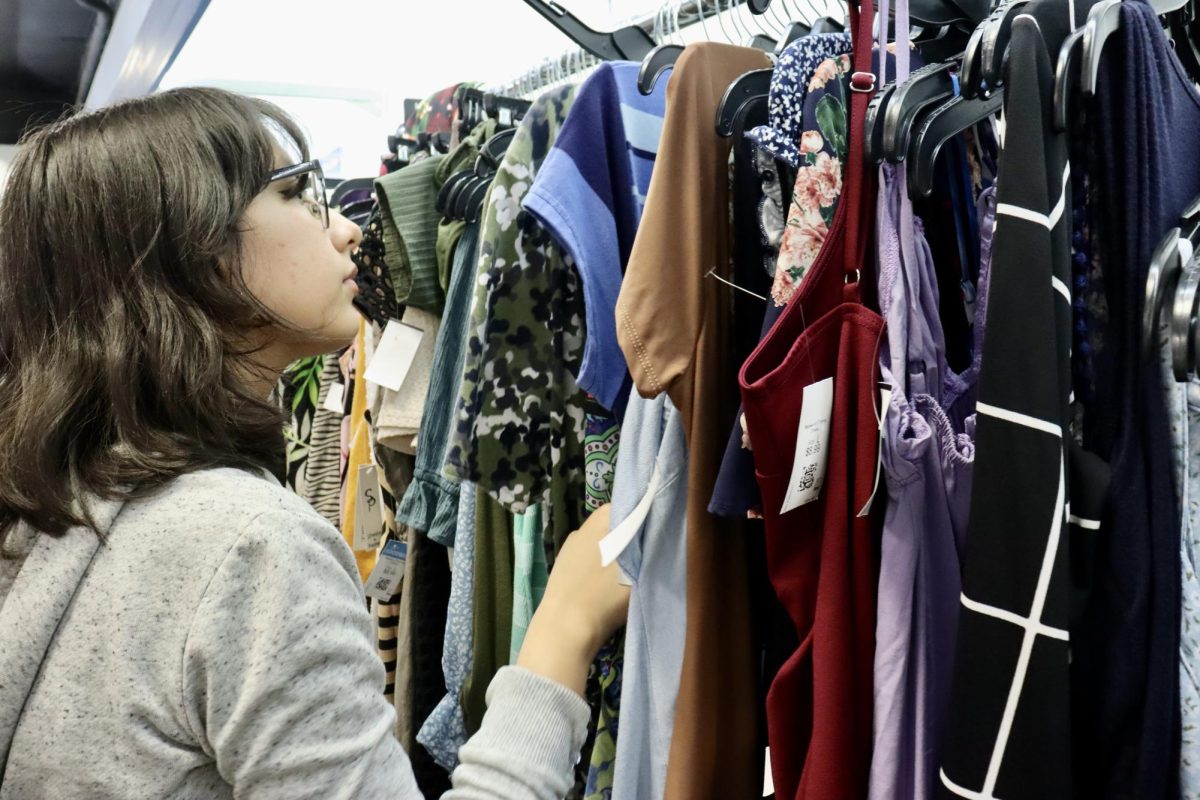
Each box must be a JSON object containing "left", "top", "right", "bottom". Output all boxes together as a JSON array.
[{"left": 617, "top": 307, "right": 664, "bottom": 396}]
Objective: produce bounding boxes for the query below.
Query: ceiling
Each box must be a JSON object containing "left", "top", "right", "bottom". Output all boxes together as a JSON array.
[{"left": 0, "top": 0, "right": 116, "bottom": 144}]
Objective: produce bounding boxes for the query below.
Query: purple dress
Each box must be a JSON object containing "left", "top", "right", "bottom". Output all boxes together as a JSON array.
[{"left": 867, "top": 161, "right": 996, "bottom": 800}]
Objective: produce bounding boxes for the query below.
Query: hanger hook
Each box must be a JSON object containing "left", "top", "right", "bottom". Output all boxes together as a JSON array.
[
  {"left": 712, "top": 0, "right": 731, "bottom": 42},
  {"left": 768, "top": 0, "right": 790, "bottom": 34},
  {"left": 746, "top": 0, "right": 769, "bottom": 39},
  {"left": 729, "top": 0, "right": 748, "bottom": 42},
  {"left": 730, "top": 0, "right": 750, "bottom": 43}
]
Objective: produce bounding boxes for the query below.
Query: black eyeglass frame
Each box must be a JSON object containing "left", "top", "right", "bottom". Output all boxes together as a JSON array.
[{"left": 267, "top": 160, "right": 329, "bottom": 229}]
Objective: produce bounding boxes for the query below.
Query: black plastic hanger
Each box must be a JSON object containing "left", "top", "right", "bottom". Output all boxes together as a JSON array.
[
  {"left": 716, "top": 68, "right": 773, "bottom": 137},
  {"left": 339, "top": 198, "right": 377, "bottom": 221},
  {"left": 1145, "top": 227, "right": 1186, "bottom": 361},
  {"left": 911, "top": 0, "right": 985, "bottom": 27},
  {"left": 1168, "top": 6, "right": 1200, "bottom": 82},
  {"left": 1081, "top": 0, "right": 1122, "bottom": 97},
  {"left": 479, "top": 128, "right": 517, "bottom": 166},
  {"left": 958, "top": 21, "right": 990, "bottom": 99},
  {"left": 466, "top": 178, "right": 494, "bottom": 223},
  {"left": 442, "top": 128, "right": 514, "bottom": 223},
  {"left": 1145, "top": 193, "right": 1200, "bottom": 377},
  {"left": 1169, "top": 195, "right": 1200, "bottom": 379},
  {"left": 1052, "top": 27, "right": 1084, "bottom": 132},
  {"left": 436, "top": 169, "right": 474, "bottom": 216},
  {"left": 810, "top": 16, "right": 847, "bottom": 33},
  {"left": 330, "top": 177, "right": 377, "bottom": 209},
  {"left": 452, "top": 177, "right": 487, "bottom": 221},
  {"left": 775, "top": 21, "right": 812, "bottom": 54},
  {"left": 913, "top": 21, "right": 975, "bottom": 61},
  {"left": 639, "top": 44, "right": 685, "bottom": 94},
  {"left": 731, "top": 78, "right": 772, "bottom": 143},
  {"left": 907, "top": 90, "right": 1004, "bottom": 198},
  {"left": 865, "top": 83, "right": 899, "bottom": 164},
  {"left": 980, "top": 0, "right": 1032, "bottom": 89},
  {"left": 521, "top": 0, "right": 656, "bottom": 61},
  {"left": 883, "top": 60, "right": 958, "bottom": 162},
  {"left": 748, "top": 33, "right": 779, "bottom": 50}
]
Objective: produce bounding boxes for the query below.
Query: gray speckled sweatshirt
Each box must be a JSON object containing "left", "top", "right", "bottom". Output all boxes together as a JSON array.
[{"left": 0, "top": 467, "right": 588, "bottom": 799}]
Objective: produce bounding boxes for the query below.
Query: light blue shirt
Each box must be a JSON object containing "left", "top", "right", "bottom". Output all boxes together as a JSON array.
[{"left": 607, "top": 392, "right": 689, "bottom": 800}]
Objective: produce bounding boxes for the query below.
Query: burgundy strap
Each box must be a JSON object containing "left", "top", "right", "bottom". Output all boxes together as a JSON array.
[{"left": 841, "top": 0, "right": 879, "bottom": 294}]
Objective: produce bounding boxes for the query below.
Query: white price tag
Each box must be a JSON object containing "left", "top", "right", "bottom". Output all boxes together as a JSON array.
[
  {"left": 322, "top": 381, "right": 346, "bottom": 414},
  {"left": 780, "top": 377, "right": 834, "bottom": 514},
  {"left": 858, "top": 382, "right": 892, "bottom": 518},
  {"left": 363, "top": 319, "right": 425, "bottom": 392},
  {"left": 763, "top": 747, "right": 775, "bottom": 797},
  {"left": 353, "top": 464, "right": 386, "bottom": 552},
  {"left": 365, "top": 538, "right": 407, "bottom": 601},
  {"left": 599, "top": 464, "right": 662, "bottom": 568}
]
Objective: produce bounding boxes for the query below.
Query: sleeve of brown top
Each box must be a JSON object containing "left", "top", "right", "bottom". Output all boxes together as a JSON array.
[{"left": 616, "top": 42, "right": 773, "bottom": 800}]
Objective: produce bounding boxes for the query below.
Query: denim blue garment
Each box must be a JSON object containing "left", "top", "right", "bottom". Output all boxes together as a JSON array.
[
  {"left": 394, "top": 225, "right": 480, "bottom": 546},
  {"left": 415, "top": 481, "right": 478, "bottom": 771},
  {"left": 607, "top": 392, "right": 689, "bottom": 800}
]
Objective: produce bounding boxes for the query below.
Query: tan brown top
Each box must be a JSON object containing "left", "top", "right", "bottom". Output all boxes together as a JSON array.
[{"left": 616, "top": 41, "right": 773, "bottom": 800}]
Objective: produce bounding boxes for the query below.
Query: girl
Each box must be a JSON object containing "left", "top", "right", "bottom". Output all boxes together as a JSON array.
[{"left": 0, "top": 87, "right": 627, "bottom": 799}]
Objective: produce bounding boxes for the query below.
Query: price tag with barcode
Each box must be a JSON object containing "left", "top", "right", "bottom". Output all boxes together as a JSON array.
[
  {"left": 365, "top": 539, "right": 407, "bottom": 601},
  {"left": 780, "top": 377, "right": 834, "bottom": 514},
  {"left": 353, "top": 464, "right": 386, "bottom": 552}
]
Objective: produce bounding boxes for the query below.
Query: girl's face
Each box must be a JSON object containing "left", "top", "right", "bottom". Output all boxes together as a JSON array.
[{"left": 237, "top": 150, "right": 364, "bottom": 369}]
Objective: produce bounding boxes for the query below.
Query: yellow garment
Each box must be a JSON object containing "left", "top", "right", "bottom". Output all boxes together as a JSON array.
[{"left": 340, "top": 322, "right": 378, "bottom": 582}]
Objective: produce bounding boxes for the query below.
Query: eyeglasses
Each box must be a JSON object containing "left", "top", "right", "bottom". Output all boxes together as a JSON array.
[{"left": 267, "top": 160, "right": 329, "bottom": 229}]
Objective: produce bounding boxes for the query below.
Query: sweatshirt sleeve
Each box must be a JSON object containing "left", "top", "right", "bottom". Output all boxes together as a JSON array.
[
  {"left": 181, "top": 505, "right": 590, "bottom": 800},
  {"left": 182, "top": 508, "right": 423, "bottom": 799},
  {"left": 446, "top": 666, "right": 591, "bottom": 799}
]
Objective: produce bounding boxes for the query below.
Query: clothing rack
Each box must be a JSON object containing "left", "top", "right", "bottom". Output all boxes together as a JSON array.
[{"left": 496, "top": 0, "right": 789, "bottom": 98}]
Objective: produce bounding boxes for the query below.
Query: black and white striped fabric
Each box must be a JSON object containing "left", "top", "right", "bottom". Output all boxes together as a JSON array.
[
  {"left": 937, "top": 13, "right": 1080, "bottom": 799},
  {"left": 302, "top": 354, "right": 348, "bottom": 528}
]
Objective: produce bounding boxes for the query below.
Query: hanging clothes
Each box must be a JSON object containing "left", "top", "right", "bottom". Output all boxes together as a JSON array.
[
  {"left": 1178, "top": 327, "right": 1200, "bottom": 799},
  {"left": 937, "top": 3, "right": 1093, "bottom": 796},
  {"left": 301, "top": 353, "right": 347, "bottom": 528},
  {"left": 416, "top": 480, "right": 478, "bottom": 771},
  {"left": 867, "top": 0, "right": 986, "bottom": 793},
  {"left": 373, "top": 306, "right": 438, "bottom": 457},
  {"left": 443, "top": 84, "right": 585, "bottom": 561},
  {"left": 607, "top": 392, "right": 689, "bottom": 800},
  {"left": 340, "top": 323, "right": 379, "bottom": 583},
  {"left": 523, "top": 61, "right": 668, "bottom": 419},
  {"left": 393, "top": 225, "right": 481, "bottom": 546},
  {"left": 709, "top": 34, "right": 855, "bottom": 521},
  {"left": 461, "top": 488, "right": 514, "bottom": 735},
  {"left": 279, "top": 354, "right": 325, "bottom": 494},
  {"left": 375, "top": 154, "right": 447, "bottom": 315},
  {"left": 411, "top": 220, "right": 485, "bottom": 766},
  {"left": 616, "top": 41, "right": 771, "bottom": 800},
  {"left": 867, "top": 154, "right": 985, "bottom": 800},
  {"left": 738, "top": 0, "right": 882, "bottom": 793},
  {"left": 522, "top": 60, "right": 669, "bottom": 799},
  {"left": 509, "top": 504, "right": 548, "bottom": 663},
  {"left": 1072, "top": 1, "right": 1200, "bottom": 795}
]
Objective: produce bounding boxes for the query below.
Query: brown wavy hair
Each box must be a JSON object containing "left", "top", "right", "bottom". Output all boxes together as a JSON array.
[{"left": 0, "top": 87, "right": 311, "bottom": 539}]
